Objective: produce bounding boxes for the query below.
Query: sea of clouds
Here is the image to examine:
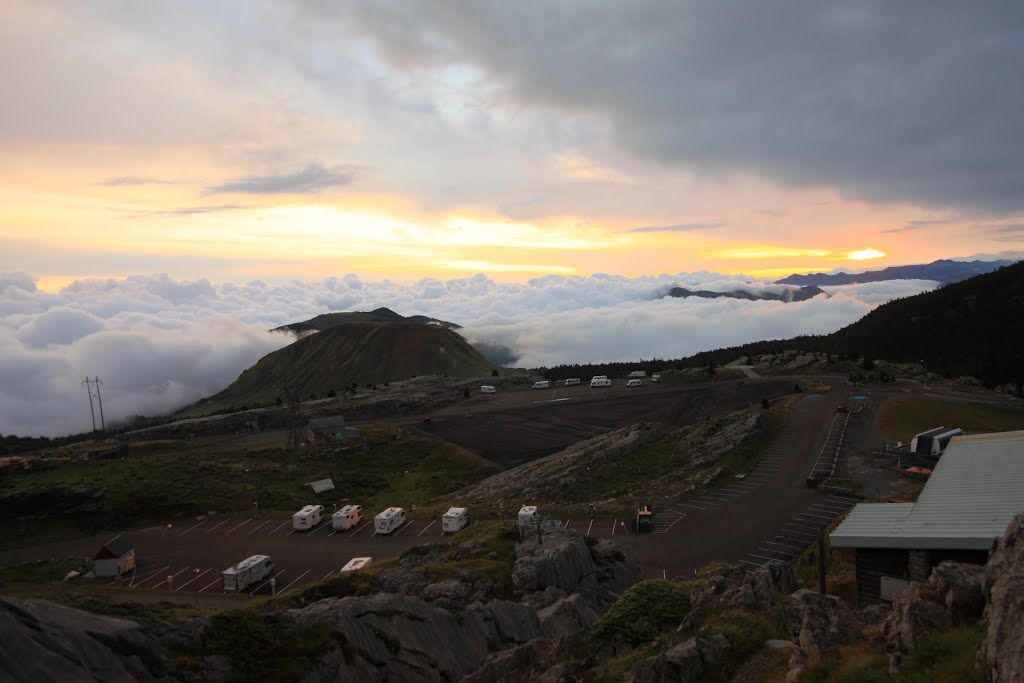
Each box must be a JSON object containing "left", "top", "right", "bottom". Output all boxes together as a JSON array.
[{"left": 0, "top": 271, "right": 936, "bottom": 437}]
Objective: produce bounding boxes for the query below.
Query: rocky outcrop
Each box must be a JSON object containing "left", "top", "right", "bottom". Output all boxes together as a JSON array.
[
  {"left": 883, "top": 560, "right": 985, "bottom": 673},
  {"left": 624, "top": 637, "right": 719, "bottom": 683},
  {"left": 0, "top": 597, "right": 173, "bottom": 683},
  {"left": 981, "top": 512, "right": 1024, "bottom": 683},
  {"left": 789, "top": 589, "right": 859, "bottom": 659},
  {"left": 513, "top": 522, "right": 643, "bottom": 611},
  {"left": 684, "top": 560, "right": 798, "bottom": 625}
]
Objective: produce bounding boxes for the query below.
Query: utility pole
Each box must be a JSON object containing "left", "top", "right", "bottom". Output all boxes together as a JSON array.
[
  {"left": 83, "top": 377, "right": 97, "bottom": 431},
  {"left": 94, "top": 377, "right": 106, "bottom": 431}
]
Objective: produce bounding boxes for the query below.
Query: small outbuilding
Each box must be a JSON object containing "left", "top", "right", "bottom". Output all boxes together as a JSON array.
[
  {"left": 93, "top": 538, "right": 136, "bottom": 578},
  {"left": 307, "top": 416, "right": 359, "bottom": 447},
  {"left": 831, "top": 430, "right": 1024, "bottom": 606}
]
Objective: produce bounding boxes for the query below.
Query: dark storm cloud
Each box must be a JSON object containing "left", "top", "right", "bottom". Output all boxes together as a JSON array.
[
  {"left": 209, "top": 163, "right": 357, "bottom": 195},
  {"left": 625, "top": 222, "right": 726, "bottom": 233},
  {"left": 339, "top": 1, "right": 1024, "bottom": 213}
]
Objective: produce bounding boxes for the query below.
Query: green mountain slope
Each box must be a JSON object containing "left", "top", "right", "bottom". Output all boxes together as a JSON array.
[{"left": 207, "top": 322, "right": 495, "bottom": 407}]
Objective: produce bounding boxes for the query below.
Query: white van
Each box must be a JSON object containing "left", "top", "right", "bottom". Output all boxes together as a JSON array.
[
  {"left": 222, "top": 555, "right": 274, "bottom": 592},
  {"left": 564, "top": 378, "right": 581, "bottom": 386},
  {"left": 480, "top": 385, "right": 496, "bottom": 394},
  {"left": 340, "top": 557, "right": 373, "bottom": 573},
  {"left": 651, "top": 374, "right": 662, "bottom": 383},
  {"left": 374, "top": 507, "right": 406, "bottom": 534},
  {"left": 590, "top": 377, "right": 612, "bottom": 388},
  {"left": 293, "top": 504, "right": 324, "bottom": 530},
  {"left": 442, "top": 507, "right": 469, "bottom": 533},
  {"left": 518, "top": 505, "right": 538, "bottom": 525},
  {"left": 628, "top": 370, "right": 647, "bottom": 379},
  {"left": 532, "top": 380, "right": 550, "bottom": 390},
  {"left": 626, "top": 378, "right": 642, "bottom": 387},
  {"left": 331, "top": 504, "right": 362, "bottom": 531}
]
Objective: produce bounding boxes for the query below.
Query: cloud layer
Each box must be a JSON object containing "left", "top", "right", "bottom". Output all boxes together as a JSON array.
[{"left": 0, "top": 272, "right": 936, "bottom": 437}]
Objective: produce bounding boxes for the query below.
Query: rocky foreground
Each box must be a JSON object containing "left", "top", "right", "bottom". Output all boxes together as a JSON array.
[{"left": 2, "top": 513, "right": 1022, "bottom": 682}]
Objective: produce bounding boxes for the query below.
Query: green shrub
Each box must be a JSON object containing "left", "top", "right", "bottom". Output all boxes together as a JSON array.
[{"left": 588, "top": 579, "right": 695, "bottom": 654}]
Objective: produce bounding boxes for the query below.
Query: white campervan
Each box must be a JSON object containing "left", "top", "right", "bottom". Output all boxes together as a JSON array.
[
  {"left": 590, "top": 376, "right": 612, "bottom": 388},
  {"left": 626, "top": 378, "right": 642, "bottom": 387},
  {"left": 480, "top": 385, "right": 496, "bottom": 394},
  {"left": 532, "top": 380, "right": 550, "bottom": 390},
  {"left": 518, "top": 505, "right": 538, "bottom": 525},
  {"left": 442, "top": 507, "right": 469, "bottom": 533},
  {"left": 331, "top": 504, "right": 362, "bottom": 531},
  {"left": 340, "top": 557, "right": 373, "bottom": 573},
  {"left": 628, "top": 370, "right": 647, "bottom": 379},
  {"left": 222, "top": 555, "right": 274, "bottom": 592},
  {"left": 293, "top": 504, "right": 324, "bottom": 530},
  {"left": 374, "top": 507, "right": 406, "bottom": 534},
  {"left": 564, "top": 378, "right": 581, "bottom": 386}
]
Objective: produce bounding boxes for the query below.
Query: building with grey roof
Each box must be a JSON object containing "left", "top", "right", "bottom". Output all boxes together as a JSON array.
[{"left": 830, "top": 430, "right": 1024, "bottom": 605}]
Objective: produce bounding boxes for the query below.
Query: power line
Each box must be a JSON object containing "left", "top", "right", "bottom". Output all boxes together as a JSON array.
[{"left": 82, "top": 376, "right": 106, "bottom": 432}]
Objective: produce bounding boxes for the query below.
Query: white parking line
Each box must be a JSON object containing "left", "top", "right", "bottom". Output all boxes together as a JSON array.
[
  {"left": 564, "top": 519, "right": 570, "bottom": 528},
  {"left": 176, "top": 568, "right": 212, "bottom": 591},
  {"left": 202, "top": 518, "right": 231, "bottom": 536},
  {"left": 226, "top": 518, "right": 253, "bottom": 534},
  {"left": 797, "top": 512, "right": 835, "bottom": 521},
  {"left": 738, "top": 559, "right": 764, "bottom": 568},
  {"left": 611, "top": 519, "right": 617, "bottom": 535},
  {"left": 307, "top": 521, "right": 330, "bottom": 536},
  {"left": 198, "top": 576, "right": 222, "bottom": 593},
  {"left": 323, "top": 570, "right": 337, "bottom": 580},
  {"left": 267, "top": 521, "right": 289, "bottom": 535},
  {"left": 180, "top": 521, "right": 206, "bottom": 535},
  {"left": 749, "top": 552, "right": 784, "bottom": 562},
  {"left": 279, "top": 569, "right": 310, "bottom": 594},
  {"left": 142, "top": 565, "right": 192, "bottom": 589},
  {"left": 130, "top": 565, "right": 170, "bottom": 588},
  {"left": 417, "top": 520, "right": 436, "bottom": 537},
  {"left": 703, "top": 492, "right": 736, "bottom": 499},
  {"left": 677, "top": 502, "right": 710, "bottom": 511},
  {"left": 248, "top": 520, "right": 269, "bottom": 534},
  {"left": 586, "top": 518, "right": 594, "bottom": 536},
  {"left": 350, "top": 521, "right": 373, "bottom": 537}
]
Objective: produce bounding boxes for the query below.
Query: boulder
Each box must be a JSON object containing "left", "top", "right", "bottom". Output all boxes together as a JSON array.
[
  {"left": 789, "top": 589, "right": 858, "bottom": 659},
  {"left": 538, "top": 594, "right": 599, "bottom": 641},
  {"left": 421, "top": 580, "right": 470, "bottom": 610},
  {"left": 981, "top": 512, "right": 1024, "bottom": 683},
  {"left": 623, "top": 637, "right": 716, "bottom": 683}
]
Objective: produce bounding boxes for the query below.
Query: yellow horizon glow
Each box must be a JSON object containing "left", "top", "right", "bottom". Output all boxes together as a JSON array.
[{"left": 845, "top": 248, "right": 887, "bottom": 260}]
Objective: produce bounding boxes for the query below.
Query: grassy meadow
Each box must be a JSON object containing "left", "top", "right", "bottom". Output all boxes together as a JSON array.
[
  {"left": 876, "top": 398, "right": 1024, "bottom": 444},
  {"left": 0, "top": 426, "right": 498, "bottom": 548}
]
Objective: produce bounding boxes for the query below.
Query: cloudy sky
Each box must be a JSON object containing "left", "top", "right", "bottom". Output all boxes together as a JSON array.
[{"left": 1, "top": 1, "right": 1022, "bottom": 435}]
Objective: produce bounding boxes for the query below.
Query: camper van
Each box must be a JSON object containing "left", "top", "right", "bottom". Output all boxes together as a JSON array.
[
  {"left": 442, "top": 507, "right": 470, "bottom": 533},
  {"left": 651, "top": 374, "right": 662, "bottom": 383},
  {"left": 626, "top": 378, "right": 642, "bottom": 387},
  {"left": 374, "top": 507, "right": 406, "bottom": 535},
  {"left": 628, "top": 371, "right": 647, "bottom": 379},
  {"left": 292, "top": 504, "right": 324, "bottom": 531},
  {"left": 590, "top": 376, "right": 612, "bottom": 388},
  {"left": 222, "top": 555, "right": 274, "bottom": 592},
  {"left": 331, "top": 504, "right": 362, "bottom": 531},
  {"left": 564, "top": 378, "right": 581, "bottom": 386},
  {"left": 532, "top": 380, "right": 550, "bottom": 390},
  {"left": 480, "top": 385, "right": 496, "bottom": 394},
  {"left": 340, "top": 557, "right": 373, "bottom": 573},
  {"left": 518, "top": 505, "right": 538, "bottom": 525}
]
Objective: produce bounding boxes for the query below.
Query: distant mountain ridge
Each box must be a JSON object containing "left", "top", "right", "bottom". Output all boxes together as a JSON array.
[
  {"left": 775, "top": 258, "right": 1013, "bottom": 286},
  {"left": 666, "top": 285, "right": 827, "bottom": 302},
  {"left": 274, "top": 307, "right": 461, "bottom": 335}
]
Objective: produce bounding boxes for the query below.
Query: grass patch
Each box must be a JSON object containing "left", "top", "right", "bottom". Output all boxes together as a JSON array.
[
  {"left": 421, "top": 521, "right": 518, "bottom": 598},
  {"left": 58, "top": 595, "right": 206, "bottom": 623},
  {"left": 175, "top": 609, "right": 339, "bottom": 683},
  {"left": 800, "top": 644, "right": 888, "bottom": 683},
  {"left": 0, "top": 426, "right": 497, "bottom": 548},
  {"left": 697, "top": 609, "right": 791, "bottom": 683},
  {"left": 877, "top": 399, "right": 1024, "bottom": 444},
  {"left": 0, "top": 558, "right": 89, "bottom": 587},
  {"left": 896, "top": 624, "right": 986, "bottom": 683},
  {"left": 588, "top": 579, "right": 697, "bottom": 655}
]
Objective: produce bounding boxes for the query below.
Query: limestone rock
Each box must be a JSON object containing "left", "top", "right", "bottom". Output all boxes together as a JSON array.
[
  {"left": 789, "top": 589, "right": 858, "bottom": 659},
  {"left": 981, "top": 512, "right": 1024, "bottom": 683},
  {"left": 538, "top": 594, "right": 599, "bottom": 641},
  {"left": 623, "top": 637, "right": 715, "bottom": 683},
  {"left": 420, "top": 579, "right": 470, "bottom": 610}
]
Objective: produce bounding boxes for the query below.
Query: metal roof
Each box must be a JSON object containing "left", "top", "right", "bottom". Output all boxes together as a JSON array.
[
  {"left": 307, "top": 478, "right": 335, "bottom": 493},
  {"left": 95, "top": 537, "right": 133, "bottom": 559},
  {"left": 308, "top": 415, "right": 345, "bottom": 430},
  {"left": 831, "top": 430, "right": 1024, "bottom": 550}
]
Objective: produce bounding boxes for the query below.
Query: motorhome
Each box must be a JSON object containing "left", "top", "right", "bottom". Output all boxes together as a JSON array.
[
  {"left": 651, "top": 374, "right": 662, "bottom": 383},
  {"left": 628, "top": 370, "right": 647, "bottom": 379},
  {"left": 374, "top": 507, "right": 406, "bottom": 534},
  {"left": 222, "top": 555, "right": 274, "bottom": 592},
  {"left": 532, "top": 380, "right": 550, "bottom": 390},
  {"left": 442, "top": 507, "right": 470, "bottom": 533},
  {"left": 518, "top": 505, "right": 538, "bottom": 525},
  {"left": 590, "top": 376, "right": 612, "bottom": 388},
  {"left": 331, "top": 504, "right": 362, "bottom": 531},
  {"left": 911, "top": 427, "right": 964, "bottom": 456},
  {"left": 564, "top": 378, "right": 581, "bottom": 386},
  {"left": 292, "top": 504, "right": 324, "bottom": 531},
  {"left": 480, "top": 385, "right": 496, "bottom": 394},
  {"left": 340, "top": 557, "right": 373, "bottom": 573},
  {"left": 626, "top": 378, "right": 642, "bottom": 387}
]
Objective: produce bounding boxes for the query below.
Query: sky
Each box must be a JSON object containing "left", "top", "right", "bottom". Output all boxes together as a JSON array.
[{"left": 1, "top": 1, "right": 1023, "bottom": 435}]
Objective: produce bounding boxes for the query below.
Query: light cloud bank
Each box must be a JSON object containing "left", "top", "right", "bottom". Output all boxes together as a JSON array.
[{"left": 0, "top": 272, "right": 936, "bottom": 436}]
